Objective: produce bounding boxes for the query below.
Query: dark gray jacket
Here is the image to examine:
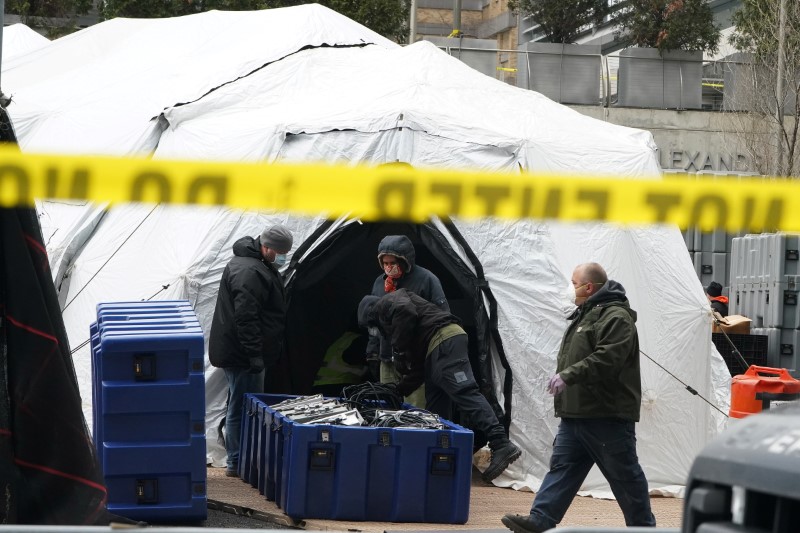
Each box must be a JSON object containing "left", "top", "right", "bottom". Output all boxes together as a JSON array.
[
  {"left": 209, "top": 236, "right": 286, "bottom": 370},
  {"left": 555, "top": 280, "right": 643, "bottom": 422},
  {"left": 359, "top": 289, "right": 458, "bottom": 396},
  {"left": 368, "top": 235, "right": 449, "bottom": 360}
]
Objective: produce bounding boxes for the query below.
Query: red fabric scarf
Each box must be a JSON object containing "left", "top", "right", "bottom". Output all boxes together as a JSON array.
[{"left": 385, "top": 276, "right": 397, "bottom": 292}]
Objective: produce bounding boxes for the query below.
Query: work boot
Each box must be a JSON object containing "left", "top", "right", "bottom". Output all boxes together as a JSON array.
[
  {"left": 482, "top": 438, "right": 521, "bottom": 483},
  {"left": 225, "top": 465, "right": 239, "bottom": 477},
  {"left": 501, "top": 514, "right": 547, "bottom": 533}
]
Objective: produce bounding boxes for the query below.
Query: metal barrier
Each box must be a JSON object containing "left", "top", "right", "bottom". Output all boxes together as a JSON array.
[{"left": 430, "top": 42, "right": 757, "bottom": 111}]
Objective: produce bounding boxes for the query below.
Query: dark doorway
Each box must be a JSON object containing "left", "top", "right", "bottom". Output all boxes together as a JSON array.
[{"left": 281, "top": 219, "right": 512, "bottom": 441}]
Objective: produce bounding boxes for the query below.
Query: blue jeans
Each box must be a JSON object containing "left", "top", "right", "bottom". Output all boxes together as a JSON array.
[
  {"left": 223, "top": 367, "right": 264, "bottom": 470},
  {"left": 529, "top": 418, "right": 656, "bottom": 529}
]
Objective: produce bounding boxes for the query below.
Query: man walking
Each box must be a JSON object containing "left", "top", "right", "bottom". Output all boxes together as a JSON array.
[
  {"left": 502, "top": 263, "right": 655, "bottom": 532},
  {"left": 358, "top": 289, "right": 521, "bottom": 483},
  {"left": 209, "top": 224, "right": 293, "bottom": 477}
]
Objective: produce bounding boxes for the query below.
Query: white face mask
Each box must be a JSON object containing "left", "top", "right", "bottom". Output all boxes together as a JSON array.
[
  {"left": 565, "top": 283, "right": 577, "bottom": 306},
  {"left": 273, "top": 253, "right": 288, "bottom": 267}
]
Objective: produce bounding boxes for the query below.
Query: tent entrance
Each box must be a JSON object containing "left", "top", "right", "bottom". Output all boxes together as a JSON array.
[{"left": 282, "top": 219, "right": 512, "bottom": 436}]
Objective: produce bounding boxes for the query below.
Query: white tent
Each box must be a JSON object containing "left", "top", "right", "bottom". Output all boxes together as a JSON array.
[
  {"left": 2, "top": 23, "right": 50, "bottom": 63},
  {"left": 4, "top": 4, "right": 730, "bottom": 498},
  {"left": 2, "top": 4, "right": 394, "bottom": 154}
]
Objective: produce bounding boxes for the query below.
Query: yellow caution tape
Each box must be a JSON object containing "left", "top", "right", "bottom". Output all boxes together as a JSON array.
[
  {"left": 0, "top": 146, "right": 796, "bottom": 232},
  {"left": 496, "top": 67, "right": 517, "bottom": 72}
]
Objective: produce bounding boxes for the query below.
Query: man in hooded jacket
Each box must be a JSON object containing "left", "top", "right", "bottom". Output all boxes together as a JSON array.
[
  {"left": 209, "top": 224, "right": 293, "bottom": 476},
  {"left": 502, "top": 263, "right": 655, "bottom": 533},
  {"left": 368, "top": 235, "right": 448, "bottom": 407},
  {"left": 358, "top": 289, "right": 521, "bottom": 483},
  {"left": 706, "top": 281, "right": 728, "bottom": 317}
]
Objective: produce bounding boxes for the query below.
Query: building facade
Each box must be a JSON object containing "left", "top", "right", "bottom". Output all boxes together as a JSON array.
[{"left": 414, "top": 0, "right": 797, "bottom": 176}]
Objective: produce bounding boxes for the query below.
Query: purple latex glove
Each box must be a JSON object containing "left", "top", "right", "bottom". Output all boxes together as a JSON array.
[{"left": 547, "top": 374, "right": 566, "bottom": 395}]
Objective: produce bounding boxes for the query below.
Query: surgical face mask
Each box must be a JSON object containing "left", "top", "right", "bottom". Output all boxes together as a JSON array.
[
  {"left": 565, "top": 283, "right": 577, "bottom": 306},
  {"left": 573, "top": 282, "right": 591, "bottom": 306},
  {"left": 273, "top": 253, "right": 288, "bottom": 267}
]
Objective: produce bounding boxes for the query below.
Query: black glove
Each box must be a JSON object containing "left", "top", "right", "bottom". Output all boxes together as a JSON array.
[
  {"left": 382, "top": 381, "right": 403, "bottom": 397},
  {"left": 392, "top": 353, "right": 409, "bottom": 374},
  {"left": 247, "top": 356, "right": 265, "bottom": 374},
  {"left": 382, "top": 381, "right": 405, "bottom": 404}
]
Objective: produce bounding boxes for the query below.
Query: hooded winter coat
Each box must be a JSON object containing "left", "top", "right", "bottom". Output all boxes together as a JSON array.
[
  {"left": 555, "top": 280, "right": 643, "bottom": 422},
  {"left": 358, "top": 289, "right": 459, "bottom": 396},
  {"left": 709, "top": 296, "right": 728, "bottom": 317},
  {"left": 209, "top": 236, "right": 287, "bottom": 370},
  {"left": 368, "top": 235, "right": 449, "bottom": 360}
]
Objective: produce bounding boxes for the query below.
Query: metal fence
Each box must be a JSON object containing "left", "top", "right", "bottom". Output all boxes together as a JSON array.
[{"left": 431, "top": 43, "right": 778, "bottom": 113}]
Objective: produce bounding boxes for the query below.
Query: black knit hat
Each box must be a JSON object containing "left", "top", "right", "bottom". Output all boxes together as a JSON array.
[
  {"left": 260, "top": 224, "right": 293, "bottom": 253},
  {"left": 706, "top": 281, "right": 723, "bottom": 297}
]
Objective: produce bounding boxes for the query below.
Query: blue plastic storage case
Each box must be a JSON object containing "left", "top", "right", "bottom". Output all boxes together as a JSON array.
[
  {"left": 242, "top": 393, "right": 473, "bottom": 524},
  {"left": 91, "top": 301, "right": 206, "bottom": 522}
]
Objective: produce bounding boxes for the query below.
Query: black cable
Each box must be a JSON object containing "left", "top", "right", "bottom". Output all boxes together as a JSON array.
[
  {"left": 341, "top": 382, "right": 404, "bottom": 424},
  {"left": 143, "top": 284, "right": 171, "bottom": 301},
  {"left": 640, "top": 348, "right": 729, "bottom": 418}
]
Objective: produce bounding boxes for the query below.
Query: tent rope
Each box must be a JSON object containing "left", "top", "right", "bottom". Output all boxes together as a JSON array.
[
  {"left": 62, "top": 204, "right": 160, "bottom": 313},
  {"left": 69, "top": 283, "right": 171, "bottom": 356},
  {"left": 640, "top": 348, "right": 729, "bottom": 418},
  {"left": 144, "top": 284, "right": 171, "bottom": 302}
]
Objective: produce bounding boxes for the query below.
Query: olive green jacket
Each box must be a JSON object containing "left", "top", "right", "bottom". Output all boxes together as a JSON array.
[{"left": 554, "top": 280, "right": 642, "bottom": 422}]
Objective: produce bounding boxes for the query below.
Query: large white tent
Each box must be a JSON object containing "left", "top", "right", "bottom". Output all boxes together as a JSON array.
[
  {"left": 3, "top": 4, "right": 730, "bottom": 499},
  {"left": 2, "top": 23, "right": 50, "bottom": 63},
  {"left": 3, "top": 4, "right": 394, "bottom": 154}
]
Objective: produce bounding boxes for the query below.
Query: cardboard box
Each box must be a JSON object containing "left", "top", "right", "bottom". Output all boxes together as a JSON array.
[{"left": 712, "top": 313, "right": 752, "bottom": 335}]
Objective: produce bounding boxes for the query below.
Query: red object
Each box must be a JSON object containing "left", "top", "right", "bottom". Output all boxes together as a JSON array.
[{"left": 729, "top": 366, "right": 800, "bottom": 419}]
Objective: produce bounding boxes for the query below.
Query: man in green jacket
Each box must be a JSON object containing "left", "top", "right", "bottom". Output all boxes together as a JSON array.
[{"left": 502, "top": 263, "right": 655, "bottom": 533}]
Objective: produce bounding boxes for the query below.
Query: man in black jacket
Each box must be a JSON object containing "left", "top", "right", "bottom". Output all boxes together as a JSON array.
[
  {"left": 209, "top": 224, "right": 293, "bottom": 476},
  {"left": 358, "top": 289, "right": 521, "bottom": 483},
  {"left": 706, "top": 281, "right": 729, "bottom": 317}
]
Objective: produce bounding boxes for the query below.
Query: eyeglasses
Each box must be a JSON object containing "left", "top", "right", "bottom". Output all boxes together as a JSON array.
[{"left": 573, "top": 282, "right": 590, "bottom": 291}]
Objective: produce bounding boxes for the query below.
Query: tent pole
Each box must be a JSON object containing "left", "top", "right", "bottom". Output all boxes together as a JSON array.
[
  {"left": 0, "top": 0, "right": 5, "bottom": 92},
  {"left": 409, "top": 0, "right": 417, "bottom": 43},
  {"left": 452, "top": 0, "right": 461, "bottom": 36}
]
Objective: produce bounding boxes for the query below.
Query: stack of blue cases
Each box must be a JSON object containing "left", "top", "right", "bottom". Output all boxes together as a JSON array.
[
  {"left": 91, "top": 300, "right": 206, "bottom": 522},
  {"left": 240, "top": 393, "right": 473, "bottom": 524}
]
